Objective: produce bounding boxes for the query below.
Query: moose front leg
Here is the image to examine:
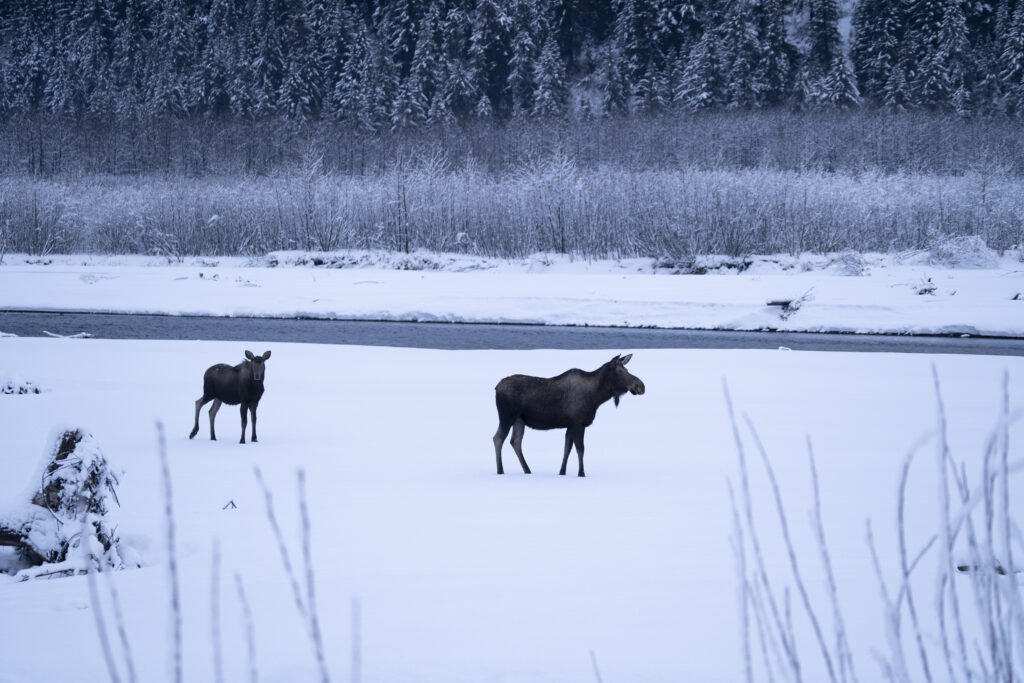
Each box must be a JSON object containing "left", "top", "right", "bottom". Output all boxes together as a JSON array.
[
  {"left": 249, "top": 404, "right": 258, "bottom": 443},
  {"left": 239, "top": 403, "right": 248, "bottom": 444}
]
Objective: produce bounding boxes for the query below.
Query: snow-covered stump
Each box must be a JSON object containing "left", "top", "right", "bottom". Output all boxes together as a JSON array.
[{"left": 0, "top": 428, "right": 131, "bottom": 580}]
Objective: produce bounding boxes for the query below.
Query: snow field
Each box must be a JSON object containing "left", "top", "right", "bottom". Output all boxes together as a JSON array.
[{"left": 0, "top": 338, "right": 1022, "bottom": 681}]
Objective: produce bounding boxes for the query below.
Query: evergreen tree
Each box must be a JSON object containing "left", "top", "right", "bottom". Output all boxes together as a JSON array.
[
  {"left": 47, "top": 0, "right": 118, "bottom": 116},
  {"left": 191, "top": 0, "right": 237, "bottom": 116},
  {"left": 1002, "top": 1, "right": 1024, "bottom": 113},
  {"left": 718, "top": 2, "right": 767, "bottom": 109},
  {"left": 755, "top": 0, "right": 795, "bottom": 105},
  {"left": 468, "top": 0, "right": 512, "bottom": 116},
  {"left": 803, "top": 0, "right": 842, "bottom": 82},
  {"left": 508, "top": 0, "right": 540, "bottom": 115},
  {"left": 910, "top": 0, "right": 971, "bottom": 108},
  {"left": 851, "top": 0, "right": 903, "bottom": 101},
  {"left": 110, "top": 0, "right": 153, "bottom": 118},
  {"left": 145, "top": 0, "right": 194, "bottom": 117},
  {"left": 278, "top": 0, "right": 324, "bottom": 118},
  {"left": 816, "top": 52, "right": 861, "bottom": 107},
  {"left": 675, "top": 29, "right": 722, "bottom": 109},
  {"left": 532, "top": 25, "right": 568, "bottom": 115},
  {"left": 3, "top": 0, "right": 54, "bottom": 114}
]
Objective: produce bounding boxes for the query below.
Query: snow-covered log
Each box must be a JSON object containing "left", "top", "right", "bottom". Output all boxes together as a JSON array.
[{"left": 0, "top": 428, "right": 134, "bottom": 579}]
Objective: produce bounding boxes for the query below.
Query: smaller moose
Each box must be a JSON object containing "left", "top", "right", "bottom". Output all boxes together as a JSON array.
[
  {"left": 190, "top": 350, "right": 271, "bottom": 444},
  {"left": 493, "top": 354, "right": 646, "bottom": 477}
]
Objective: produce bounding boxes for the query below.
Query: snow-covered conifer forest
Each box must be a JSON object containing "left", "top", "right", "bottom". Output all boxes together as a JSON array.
[{"left": 1, "top": 0, "right": 1022, "bottom": 258}]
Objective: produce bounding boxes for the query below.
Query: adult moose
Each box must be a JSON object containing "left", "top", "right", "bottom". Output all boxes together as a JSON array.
[
  {"left": 493, "top": 354, "right": 645, "bottom": 477},
  {"left": 189, "top": 350, "right": 271, "bottom": 444}
]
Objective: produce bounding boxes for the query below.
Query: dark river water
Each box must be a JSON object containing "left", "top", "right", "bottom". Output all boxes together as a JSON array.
[{"left": 2, "top": 311, "right": 1023, "bottom": 355}]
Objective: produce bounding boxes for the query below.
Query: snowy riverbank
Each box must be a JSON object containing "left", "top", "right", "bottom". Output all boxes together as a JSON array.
[{"left": 1, "top": 247, "right": 1023, "bottom": 337}]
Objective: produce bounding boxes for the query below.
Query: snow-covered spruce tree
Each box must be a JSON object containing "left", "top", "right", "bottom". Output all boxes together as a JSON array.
[
  {"left": 508, "top": 0, "right": 540, "bottom": 116},
  {"left": 391, "top": 70, "right": 426, "bottom": 128},
  {"left": 718, "top": 1, "right": 767, "bottom": 110},
  {"left": 799, "top": 0, "right": 844, "bottom": 104},
  {"left": 754, "top": 0, "right": 796, "bottom": 105},
  {"left": 850, "top": 0, "right": 903, "bottom": 102},
  {"left": 1002, "top": 1, "right": 1024, "bottom": 114},
  {"left": 675, "top": 26, "right": 722, "bottom": 109},
  {"left": 145, "top": 0, "right": 194, "bottom": 117},
  {"left": 816, "top": 53, "right": 860, "bottom": 107},
  {"left": 111, "top": 0, "right": 153, "bottom": 119},
  {"left": 909, "top": 0, "right": 970, "bottom": 109},
  {"left": 532, "top": 26, "right": 568, "bottom": 116},
  {"left": 2, "top": 0, "right": 53, "bottom": 115},
  {"left": 468, "top": 0, "right": 512, "bottom": 117},
  {"left": 373, "top": 0, "right": 420, "bottom": 83},
  {"left": 600, "top": 44, "right": 631, "bottom": 114},
  {"left": 436, "top": 3, "right": 478, "bottom": 120},
  {"left": 408, "top": 3, "right": 446, "bottom": 123},
  {"left": 248, "top": 0, "right": 288, "bottom": 117},
  {"left": 319, "top": 0, "right": 358, "bottom": 119},
  {"left": 45, "top": 0, "right": 117, "bottom": 116},
  {"left": 190, "top": 0, "right": 237, "bottom": 116},
  {"left": 278, "top": 0, "right": 324, "bottom": 119}
]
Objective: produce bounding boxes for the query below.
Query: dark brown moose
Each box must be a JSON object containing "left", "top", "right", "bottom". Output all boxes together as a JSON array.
[
  {"left": 493, "top": 354, "right": 645, "bottom": 477},
  {"left": 190, "top": 350, "right": 271, "bottom": 444}
]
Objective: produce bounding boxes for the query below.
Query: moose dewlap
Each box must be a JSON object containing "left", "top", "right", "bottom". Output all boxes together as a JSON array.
[{"left": 493, "top": 354, "right": 645, "bottom": 477}]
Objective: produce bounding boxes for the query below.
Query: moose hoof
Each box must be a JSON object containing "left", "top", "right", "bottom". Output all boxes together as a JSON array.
[
  {"left": 189, "top": 429, "right": 197, "bottom": 439},
  {"left": 578, "top": 472, "right": 586, "bottom": 477}
]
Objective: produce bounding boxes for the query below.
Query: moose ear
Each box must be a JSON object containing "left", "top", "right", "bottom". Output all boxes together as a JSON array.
[
  {"left": 262, "top": 350, "right": 272, "bottom": 360},
  {"left": 620, "top": 353, "right": 632, "bottom": 365},
  {"left": 245, "top": 350, "right": 255, "bottom": 360}
]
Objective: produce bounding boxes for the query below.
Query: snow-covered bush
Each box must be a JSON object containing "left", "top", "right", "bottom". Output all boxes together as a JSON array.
[
  {"left": 929, "top": 235, "right": 1000, "bottom": 268},
  {"left": 828, "top": 250, "right": 869, "bottom": 276},
  {"left": 1, "top": 428, "right": 133, "bottom": 579},
  {"left": 1, "top": 379, "right": 41, "bottom": 394}
]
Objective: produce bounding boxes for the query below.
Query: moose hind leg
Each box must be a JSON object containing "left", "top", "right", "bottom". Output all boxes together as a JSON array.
[
  {"left": 574, "top": 429, "right": 586, "bottom": 477},
  {"left": 239, "top": 403, "right": 248, "bottom": 444},
  {"left": 191, "top": 396, "right": 210, "bottom": 439},
  {"left": 208, "top": 399, "right": 222, "bottom": 440},
  {"left": 510, "top": 419, "right": 530, "bottom": 474},
  {"left": 493, "top": 419, "right": 513, "bottom": 475},
  {"left": 559, "top": 430, "right": 574, "bottom": 475}
]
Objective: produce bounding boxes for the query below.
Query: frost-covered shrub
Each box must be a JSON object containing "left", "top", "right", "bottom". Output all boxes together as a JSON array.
[
  {"left": 1, "top": 379, "right": 41, "bottom": 394},
  {"left": 928, "top": 235, "right": 999, "bottom": 268},
  {"left": 1, "top": 428, "right": 133, "bottom": 579},
  {"left": 828, "top": 250, "right": 868, "bottom": 276}
]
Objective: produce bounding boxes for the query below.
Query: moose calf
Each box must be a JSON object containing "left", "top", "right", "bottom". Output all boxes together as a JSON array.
[
  {"left": 493, "top": 354, "right": 645, "bottom": 477},
  {"left": 189, "top": 350, "right": 271, "bottom": 444}
]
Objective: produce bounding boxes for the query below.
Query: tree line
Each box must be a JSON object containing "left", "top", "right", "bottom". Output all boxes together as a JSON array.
[{"left": 2, "top": 0, "right": 1024, "bottom": 130}]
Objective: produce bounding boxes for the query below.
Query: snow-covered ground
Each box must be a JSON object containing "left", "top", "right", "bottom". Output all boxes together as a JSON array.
[
  {"left": 1, "top": 248, "right": 1022, "bottom": 336},
  {"left": 1, "top": 337, "right": 1022, "bottom": 682}
]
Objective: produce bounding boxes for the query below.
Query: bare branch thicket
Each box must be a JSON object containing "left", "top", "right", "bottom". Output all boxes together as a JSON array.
[
  {"left": 156, "top": 421, "right": 183, "bottom": 683},
  {"left": 234, "top": 573, "right": 259, "bottom": 683},
  {"left": 254, "top": 466, "right": 331, "bottom": 682},
  {"left": 729, "top": 372, "right": 1024, "bottom": 683}
]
